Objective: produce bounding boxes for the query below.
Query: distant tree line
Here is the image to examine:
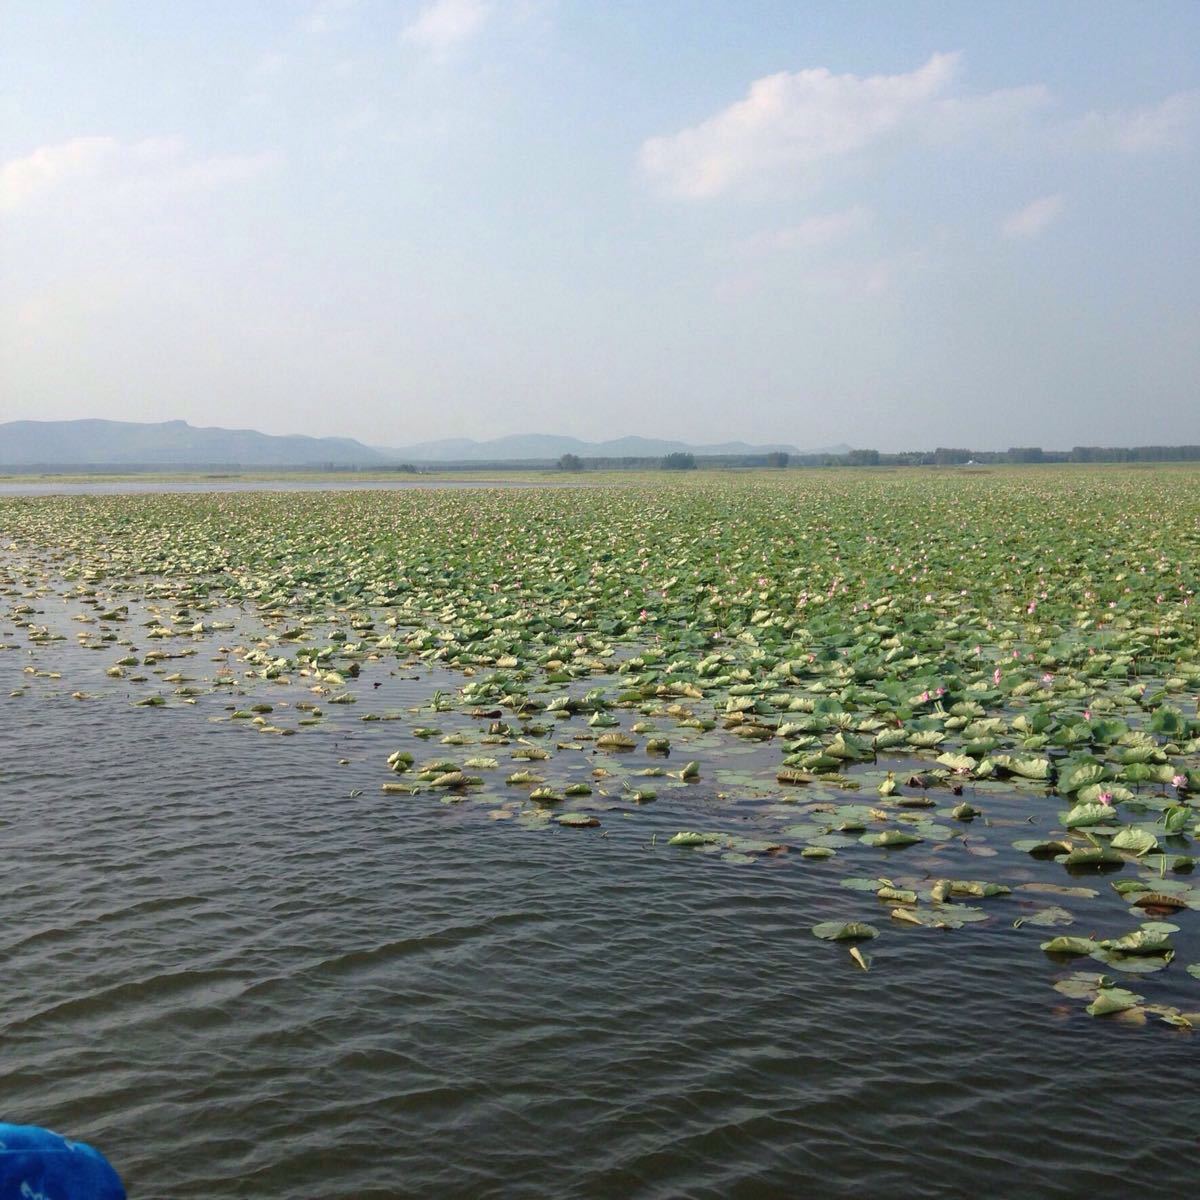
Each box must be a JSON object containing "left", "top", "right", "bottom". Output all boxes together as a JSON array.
[
  {"left": 14, "top": 447, "right": 1198, "bottom": 477},
  {"left": 825, "top": 445, "right": 1200, "bottom": 467},
  {"left": 661, "top": 452, "right": 696, "bottom": 470},
  {"left": 540, "top": 445, "right": 1200, "bottom": 472},
  {"left": 555, "top": 451, "right": 791, "bottom": 472}
]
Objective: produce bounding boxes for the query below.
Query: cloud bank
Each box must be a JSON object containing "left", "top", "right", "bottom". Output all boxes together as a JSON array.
[
  {"left": 640, "top": 53, "right": 1050, "bottom": 199},
  {"left": 641, "top": 53, "right": 1198, "bottom": 201},
  {"left": 0, "top": 137, "right": 276, "bottom": 215}
]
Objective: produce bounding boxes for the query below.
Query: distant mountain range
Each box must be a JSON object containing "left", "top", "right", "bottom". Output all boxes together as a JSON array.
[
  {"left": 0, "top": 419, "right": 385, "bottom": 467},
  {"left": 0, "top": 419, "right": 848, "bottom": 468}
]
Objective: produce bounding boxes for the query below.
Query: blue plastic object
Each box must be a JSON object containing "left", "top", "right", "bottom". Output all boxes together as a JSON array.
[{"left": 0, "top": 1124, "right": 125, "bottom": 1199}]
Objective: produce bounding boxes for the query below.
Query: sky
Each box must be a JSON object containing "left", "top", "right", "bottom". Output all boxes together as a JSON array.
[{"left": 2, "top": 0, "right": 1198, "bottom": 452}]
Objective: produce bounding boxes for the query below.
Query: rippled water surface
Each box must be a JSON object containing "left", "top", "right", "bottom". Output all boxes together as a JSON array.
[{"left": 1, "top": 553, "right": 1197, "bottom": 1199}]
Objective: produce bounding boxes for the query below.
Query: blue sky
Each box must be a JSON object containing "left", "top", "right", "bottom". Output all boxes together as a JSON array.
[{"left": 2, "top": 1, "right": 1198, "bottom": 451}]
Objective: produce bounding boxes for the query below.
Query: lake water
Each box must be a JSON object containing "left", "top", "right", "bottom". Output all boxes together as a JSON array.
[{"left": 1, "top": 554, "right": 1197, "bottom": 1199}]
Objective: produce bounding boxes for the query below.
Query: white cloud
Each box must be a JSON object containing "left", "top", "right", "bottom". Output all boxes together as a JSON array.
[
  {"left": 1002, "top": 193, "right": 1064, "bottom": 239},
  {"left": 0, "top": 137, "right": 275, "bottom": 215},
  {"left": 401, "top": 0, "right": 492, "bottom": 56},
  {"left": 0, "top": 137, "right": 121, "bottom": 213},
  {"left": 1070, "top": 89, "right": 1200, "bottom": 152},
  {"left": 758, "top": 206, "right": 873, "bottom": 252},
  {"left": 640, "top": 52, "right": 1050, "bottom": 199}
]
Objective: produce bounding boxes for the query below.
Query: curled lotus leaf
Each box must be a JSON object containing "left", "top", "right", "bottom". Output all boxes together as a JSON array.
[
  {"left": 556, "top": 812, "right": 600, "bottom": 828},
  {"left": 1062, "top": 803, "right": 1120, "bottom": 829},
  {"left": 1110, "top": 827, "right": 1158, "bottom": 856},
  {"left": 1077, "top": 783, "right": 1134, "bottom": 805},
  {"left": 861, "top": 829, "right": 923, "bottom": 848},
  {"left": 992, "top": 754, "right": 1052, "bottom": 780},
  {"left": 1087, "top": 986, "right": 1144, "bottom": 1017},
  {"left": 812, "top": 921, "right": 879, "bottom": 942},
  {"left": 1130, "top": 891, "right": 1188, "bottom": 912},
  {"left": 596, "top": 732, "right": 637, "bottom": 750},
  {"left": 944, "top": 880, "right": 1012, "bottom": 899},
  {"left": 1098, "top": 928, "right": 1173, "bottom": 956},
  {"left": 936, "top": 752, "right": 975, "bottom": 773},
  {"left": 1014, "top": 838, "right": 1073, "bottom": 858},
  {"left": 1061, "top": 846, "right": 1123, "bottom": 867},
  {"left": 1060, "top": 761, "right": 1109, "bottom": 793},
  {"left": 667, "top": 831, "right": 720, "bottom": 847},
  {"left": 1041, "top": 936, "right": 1099, "bottom": 956}
]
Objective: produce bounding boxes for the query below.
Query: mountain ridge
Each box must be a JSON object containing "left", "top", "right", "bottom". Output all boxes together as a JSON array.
[
  {"left": 0, "top": 419, "right": 847, "bottom": 466},
  {"left": 0, "top": 419, "right": 387, "bottom": 467}
]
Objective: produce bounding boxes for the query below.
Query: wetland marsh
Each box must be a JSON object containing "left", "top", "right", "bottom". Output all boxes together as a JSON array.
[{"left": 2, "top": 467, "right": 1199, "bottom": 1197}]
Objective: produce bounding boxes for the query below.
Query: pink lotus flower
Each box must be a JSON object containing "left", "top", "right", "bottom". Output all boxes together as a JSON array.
[
  {"left": 993, "top": 668, "right": 1002, "bottom": 685},
  {"left": 1173, "top": 774, "right": 1188, "bottom": 789},
  {"left": 1097, "top": 791, "right": 1114, "bottom": 807}
]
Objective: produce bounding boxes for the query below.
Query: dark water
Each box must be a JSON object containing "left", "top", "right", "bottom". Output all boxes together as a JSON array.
[{"left": 1, "top": 585, "right": 1197, "bottom": 1198}]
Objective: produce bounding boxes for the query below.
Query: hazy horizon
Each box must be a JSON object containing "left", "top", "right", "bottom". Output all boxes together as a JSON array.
[{"left": 3, "top": 2, "right": 1198, "bottom": 452}]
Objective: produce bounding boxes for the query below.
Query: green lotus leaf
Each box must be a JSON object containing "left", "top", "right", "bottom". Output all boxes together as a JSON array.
[
  {"left": 861, "top": 829, "right": 924, "bottom": 848},
  {"left": 1087, "top": 986, "right": 1143, "bottom": 1017},
  {"left": 667, "top": 831, "right": 720, "bottom": 847},
  {"left": 1020, "top": 906, "right": 1074, "bottom": 928},
  {"left": 812, "top": 921, "right": 879, "bottom": 941},
  {"left": 1062, "top": 803, "right": 1118, "bottom": 829},
  {"left": 1098, "top": 928, "right": 1173, "bottom": 955},
  {"left": 1041, "top": 935, "right": 1099, "bottom": 955},
  {"left": 1062, "top": 846, "right": 1123, "bottom": 866},
  {"left": 1110, "top": 827, "right": 1158, "bottom": 855},
  {"left": 1060, "top": 761, "right": 1108, "bottom": 793}
]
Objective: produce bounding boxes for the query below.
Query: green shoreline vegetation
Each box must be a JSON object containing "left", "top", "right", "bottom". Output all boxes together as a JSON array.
[{"left": 3, "top": 466, "right": 1200, "bottom": 1027}]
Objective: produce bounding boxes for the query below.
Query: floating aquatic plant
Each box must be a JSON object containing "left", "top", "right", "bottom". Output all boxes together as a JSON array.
[{"left": 3, "top": 468, "right": 1200, "bottom": 1031}]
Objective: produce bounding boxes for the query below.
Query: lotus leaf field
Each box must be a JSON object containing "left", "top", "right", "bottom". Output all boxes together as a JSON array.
[{"left": 3, "top": 467, "right": 1200, "bottom": 1029}]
